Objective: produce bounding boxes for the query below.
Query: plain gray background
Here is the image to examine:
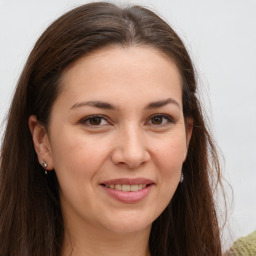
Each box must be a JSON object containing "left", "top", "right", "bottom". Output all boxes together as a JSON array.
[{"left": 0, "top": 0, "right": 256, "bottom": 249}]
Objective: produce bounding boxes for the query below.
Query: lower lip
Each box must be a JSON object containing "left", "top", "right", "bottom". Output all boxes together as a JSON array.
[{"left": 101, "top": 185, "right": 153, "bottom": 203}]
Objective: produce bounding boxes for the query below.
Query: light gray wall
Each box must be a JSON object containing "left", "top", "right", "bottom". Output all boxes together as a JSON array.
[{"left": 1, "top": 0, "right": 256, "bottom": 248}]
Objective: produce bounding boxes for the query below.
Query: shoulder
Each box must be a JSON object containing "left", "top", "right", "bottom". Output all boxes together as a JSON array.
[{"left": 230, "top": 231, "right": 256, "bottom": 256}]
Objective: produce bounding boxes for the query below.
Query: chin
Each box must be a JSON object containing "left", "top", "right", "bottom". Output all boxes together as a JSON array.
[{"left": 100, "top": 212, "right": 154, "bottom": 234}]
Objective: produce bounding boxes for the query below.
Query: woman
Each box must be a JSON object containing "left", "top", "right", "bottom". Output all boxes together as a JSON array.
[{"left": 0, "top": 2, "right": 223, "bottom": 256}]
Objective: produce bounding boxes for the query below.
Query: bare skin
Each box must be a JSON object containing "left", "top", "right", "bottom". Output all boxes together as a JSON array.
[{"left": 29, "top": 46, "right": 192, "bottom": 256}]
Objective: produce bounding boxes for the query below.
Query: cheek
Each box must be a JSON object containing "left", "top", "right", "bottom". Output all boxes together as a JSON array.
[
  {"left": 50, "top": 129, "right": 109, "bottom": 170},
  {"left": 152, "top": 133, "right": 186, "bottom": 200},
  {"left": 149, "top": 137, "right": 185, "bottom": 219},
  {"left": 154, "top": 133, "right": 186, "bottom": 173},
  {"left": 49, "top": 133, "right": 111, "bottom": 207}
]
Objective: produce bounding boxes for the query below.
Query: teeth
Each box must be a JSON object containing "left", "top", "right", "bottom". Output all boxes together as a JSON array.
[
  {"left": 115, "top": 184, "right": 122, "bottom": 191},
  {"left": 131, "top": 185, "right": 138, "bottom": 191},
  {"left": 105, "top": 184, "right": 148, "bottom": 192},
  {"left": 122, "top": 184, "right": 131, "bottom": 192}
]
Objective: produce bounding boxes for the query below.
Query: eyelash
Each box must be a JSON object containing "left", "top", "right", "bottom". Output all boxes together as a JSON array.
[
  {"left": 79, "top": 114, "right": 174, "bottom": 127},
  {"left": 147, "top": 114, "right": 174, "bottom": 126},
  {"left": 80, "top": 115, "right": 109, "bottom": 126}
]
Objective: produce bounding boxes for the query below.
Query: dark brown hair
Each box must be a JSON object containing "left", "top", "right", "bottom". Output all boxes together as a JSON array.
[{"left": 0, "top": 2, "right": 223, "bottom": 255}]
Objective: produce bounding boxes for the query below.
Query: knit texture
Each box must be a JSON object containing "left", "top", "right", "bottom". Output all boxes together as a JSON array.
[{"left": 231, "top": 231, "right": 256, "bottom": 256}]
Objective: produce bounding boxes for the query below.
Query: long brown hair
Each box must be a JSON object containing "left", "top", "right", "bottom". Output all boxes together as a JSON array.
[{"left": 0, "top": 2, "right": 223, "bottom": 255}]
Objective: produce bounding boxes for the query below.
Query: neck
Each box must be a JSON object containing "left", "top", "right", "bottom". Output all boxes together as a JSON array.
[{"left": 62, "top": 220, "right": 151, "bottom": 256}]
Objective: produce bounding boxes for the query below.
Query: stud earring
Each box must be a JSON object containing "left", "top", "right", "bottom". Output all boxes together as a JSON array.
[
  {"left": 180, "top": 172, "right": 184, "bottom": 183},
  {"left": 41, "top": 161, "right": 48, "bottom": 175}
]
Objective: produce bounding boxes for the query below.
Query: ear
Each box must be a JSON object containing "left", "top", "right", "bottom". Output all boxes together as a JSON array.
[
  {"left": 184, "top": 117, "right": 193, "bottom": 161},
  {"left": 28, "top": 115, "right": 54, "bottom": 170}
]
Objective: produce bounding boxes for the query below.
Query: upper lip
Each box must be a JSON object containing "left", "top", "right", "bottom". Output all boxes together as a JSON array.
[{"left": 101, "top": 178, "right": 154, "bottom": 186}]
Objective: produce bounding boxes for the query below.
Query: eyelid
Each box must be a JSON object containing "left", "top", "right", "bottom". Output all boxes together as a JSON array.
[
  {"left": 78, "top": 113, "right": 174, "bottom": 128},
  {"left": 79, "top": 114, "right": 111, "bottom": 126},
  {"left": 146, "top": 114, "right": 175, "bottom": 126}
]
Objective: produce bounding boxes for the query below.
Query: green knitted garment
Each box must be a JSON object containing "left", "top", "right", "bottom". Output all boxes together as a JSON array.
[{"left": 231, "top": 231, "right": 256, "bottom": 256}]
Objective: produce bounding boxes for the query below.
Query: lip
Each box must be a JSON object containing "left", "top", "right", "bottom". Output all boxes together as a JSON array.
[
  {"left": 100, "top": 178, "right": 155, "bottom": 203},
  {"left": 101, "top": 177, "right": 154, "bottom": 186}
]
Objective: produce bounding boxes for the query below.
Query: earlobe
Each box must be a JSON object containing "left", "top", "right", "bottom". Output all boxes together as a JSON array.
[{"left": 28, "top": 115, "right": 53, "bottom": 170}]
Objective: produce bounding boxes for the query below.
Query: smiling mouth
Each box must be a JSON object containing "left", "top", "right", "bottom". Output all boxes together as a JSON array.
[
  {"left": 102, "top": 184, "right": 148, "bottom": 192},
  {"left": 100, "top": 178, "right": 154, "bottom": 203}
]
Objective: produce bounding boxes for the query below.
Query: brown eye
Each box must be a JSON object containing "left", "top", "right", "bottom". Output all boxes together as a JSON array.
[
  {"left": 151, "top": 116, "right": 163, "bottom": 125},
  {"left": 80, "top": 115, "right": 109, "bottom": 126},
  {"left": 89, "top": 117, "right": 102, "bottom": 125},
  {"left": 148, "top": 114, "right": 174, "bottom": 126}
]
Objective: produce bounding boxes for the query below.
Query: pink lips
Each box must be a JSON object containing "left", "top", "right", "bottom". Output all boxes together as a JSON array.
[{"left": 100, "top": 178, "right": 154, "bottom": 203}]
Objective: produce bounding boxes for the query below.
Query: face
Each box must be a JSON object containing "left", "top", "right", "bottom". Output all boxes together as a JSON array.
[{"left": 30, "top": 46, "right": 192, "bottom": 237}]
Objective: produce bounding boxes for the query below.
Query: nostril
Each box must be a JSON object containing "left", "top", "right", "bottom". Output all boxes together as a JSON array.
[{"left": 110, "top": 139, "right": 150, "bottom": 168}]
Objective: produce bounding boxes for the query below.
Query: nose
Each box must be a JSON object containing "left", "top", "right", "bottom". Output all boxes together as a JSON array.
[{"left": 111, "top": 126, "right": 151, "bottom": 169}]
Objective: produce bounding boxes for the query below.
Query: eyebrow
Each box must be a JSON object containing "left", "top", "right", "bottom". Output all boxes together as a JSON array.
[
  {"left": 145, "top": 98, "right": 180, "bottom": 110},
  {"left": 70, "top": 101, "right": 117, "bottom": 110},
  {"left": 70, "top": 98, "right": 180, "bottom": 111}
]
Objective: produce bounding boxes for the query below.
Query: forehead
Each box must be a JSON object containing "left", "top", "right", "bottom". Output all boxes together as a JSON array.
[{"left": 57, "top": 46, "right": 182, "bottom": 108}]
